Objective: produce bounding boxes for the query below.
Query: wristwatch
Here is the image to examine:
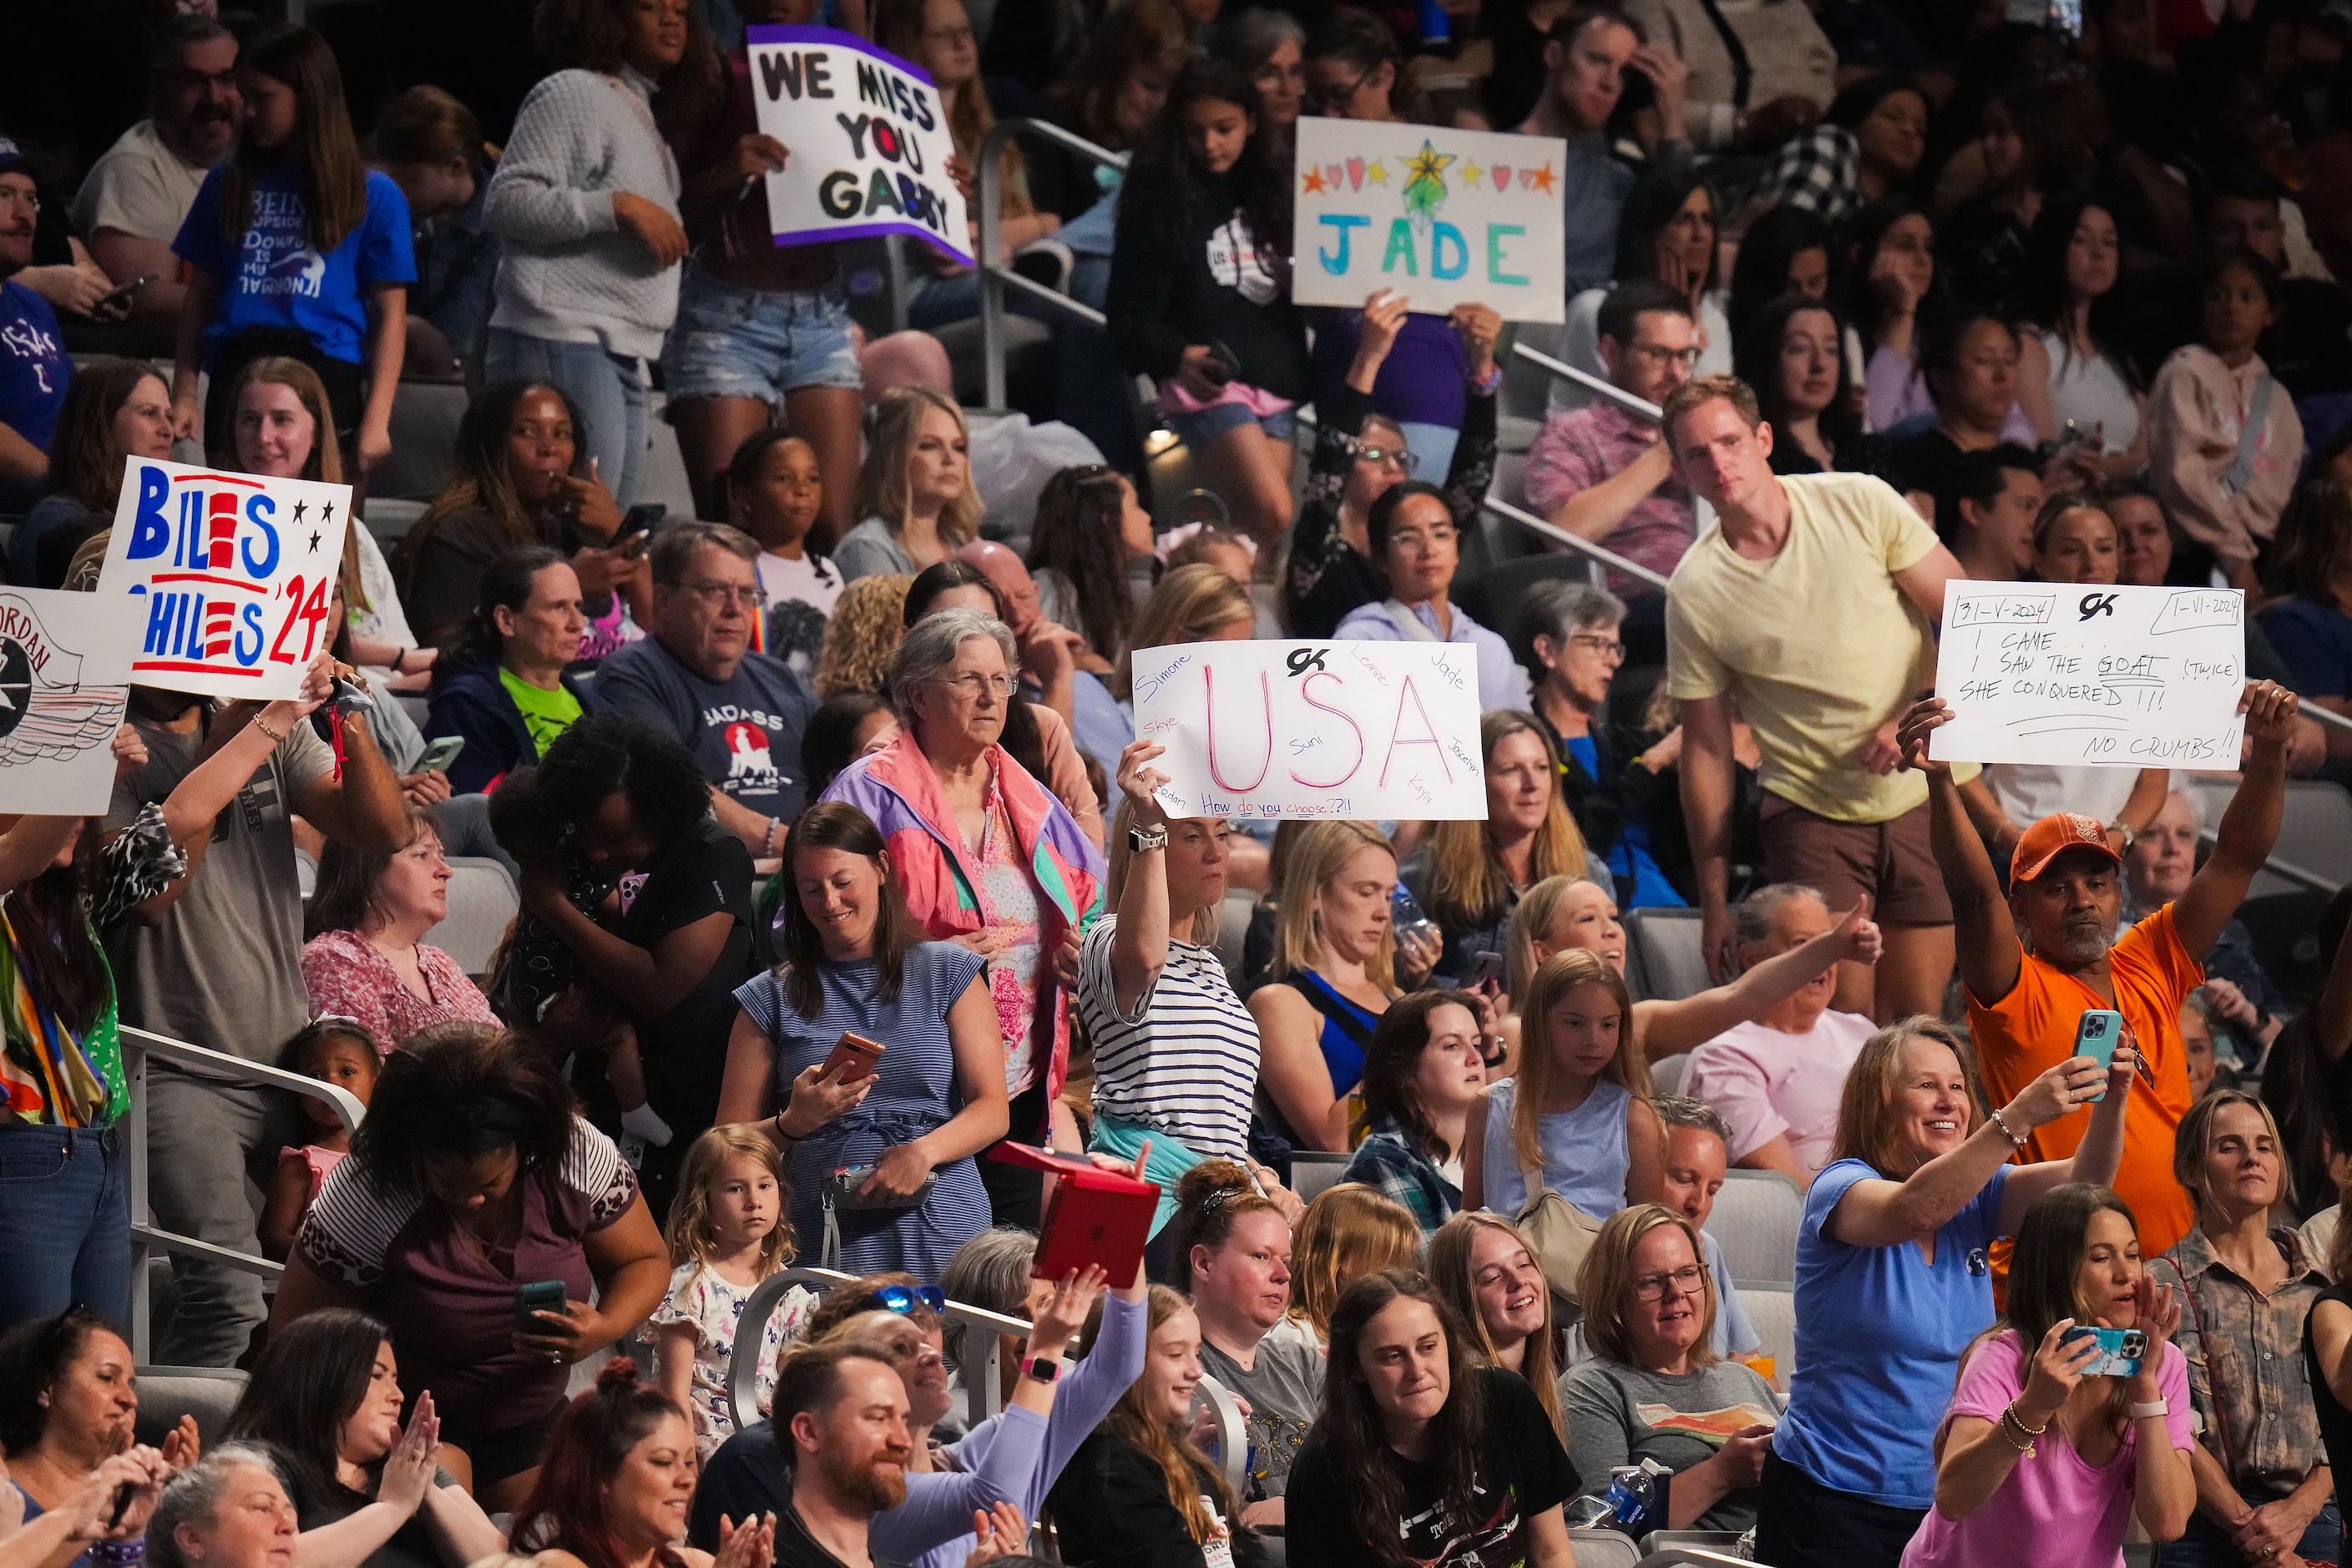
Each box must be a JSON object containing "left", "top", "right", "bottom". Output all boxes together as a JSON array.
[
  {"left": 2106, "top": 818, "right": 2137, "bottom": 852},
  {"left": 2130, "top": 1399, "right": 2169, "bottom": 1419},
  {"left": 1022, "top": 1355, "right": 1062, "bottom": 1384},
  {"left": 1128, "top": 822, "right": 1169, "bottom": 854}
]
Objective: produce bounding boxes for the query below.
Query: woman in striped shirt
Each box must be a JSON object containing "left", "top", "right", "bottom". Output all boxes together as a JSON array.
[{"left": 1081, "top": 739, "right": 1267, "bottom": 1238}]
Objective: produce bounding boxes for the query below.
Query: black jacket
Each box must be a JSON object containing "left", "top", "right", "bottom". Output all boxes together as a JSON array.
[{"left": 1106, "top": 170, "right": 1311, "bottom": 401}]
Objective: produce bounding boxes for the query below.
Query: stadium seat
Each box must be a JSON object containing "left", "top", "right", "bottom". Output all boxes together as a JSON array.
[
  {"left": 1291, "top": 1151, "right": 1351, "bottom": 1203},
  {"left": 425, "top": 857, "right": 519, "bottom": 980},
  {"left": 1733, "top": 1282, "right": 1796, "bottom": 1383},
  {"left": 1566, "top": 1528, "right": 1642, "bottom": 1567},
  {"left": 2188, "top": 776, "right": 2352, "bottom": 897},
  {"left": 640, "top": 394, "right": 699, "bottom": 521},
  {"left": 1651, "top": 1053, "right": 1690, "bottom": 1099},
  {"left": 134, "top": 1368, "right": 247, "bottom": 1444},
  {"left": 1625, "top": 908, "right": 1709, "bottom": 1003},
  {"left": 1703, "top": 1169, "right": 1803, "bottom": 1287},
  {"left": 376, "top": 381, "right": 467, "bottom": 502},
  {"left": 365, "top": 496, "right": 427, "bottom": 554},
  {"left": 1638, "top": 1534, "right": 1748, "bottom": 1560}
]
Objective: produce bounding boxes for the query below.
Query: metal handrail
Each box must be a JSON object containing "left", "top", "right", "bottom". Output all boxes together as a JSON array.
[
  {"left": 975, "top": 116, "right": 1128, "bottom": 411},
  {"left": 1481, "top": 493, "right": 1675, "bottom": 590},
  {"left": 1512, "top": 340, "right": 1663, "bottom": 422},
  {"left": 122, "top": 1025, "right": 365, "bottom": 1367}
]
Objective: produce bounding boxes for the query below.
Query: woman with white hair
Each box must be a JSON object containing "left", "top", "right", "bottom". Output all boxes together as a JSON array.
[
  {"left": 145, "top": 1447, "right": 300, "bottom": 1568},
  {"left": 820, "top": 607, "right": 1106, "bottom": 1229},
  {"left": 2123, "top": 787, "right": 2286, "bottom": 1055}
]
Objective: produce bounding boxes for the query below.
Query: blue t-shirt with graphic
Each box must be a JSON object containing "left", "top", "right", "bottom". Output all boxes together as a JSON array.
[
  {"left": 174, "top": 163, "right": 416, "bottom": 365},
  {"left": 0, "top": 281, "right": 70, "bottom": 452}
]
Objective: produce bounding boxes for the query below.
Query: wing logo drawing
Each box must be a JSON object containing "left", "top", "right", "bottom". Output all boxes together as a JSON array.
[{"left": 0, "top": 594, "right": 127, "bottom": 766}]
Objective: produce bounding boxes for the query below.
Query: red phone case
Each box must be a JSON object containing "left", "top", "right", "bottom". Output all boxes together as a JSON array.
[{"left": 988, "top": 1142, "right": 1160, "bottom": 1288}]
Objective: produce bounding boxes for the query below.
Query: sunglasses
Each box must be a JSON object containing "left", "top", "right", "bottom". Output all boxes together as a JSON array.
[{"left": 873, "top": 1283, "right": 948, "bottom": 1317}]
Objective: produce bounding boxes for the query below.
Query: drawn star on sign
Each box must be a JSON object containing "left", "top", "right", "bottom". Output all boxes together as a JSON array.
[
  {"left": 292, "top": 500, "right": 308, "bottom": 524},
  {"left": 321, "top": 502, "right": 336, "bottom": 524},
  {"left": 1525, "top": 161, "right": 1557, "bottom": 195},
  {"left": 309, "top": 530, "right": 322, "bottom": 553},
  {"left": 1302, "top": 166, "right": 1327, "bottom": 194},
  {"left": 1365, "top": 159, "right": 1389, "bottom": 185},
  {"left": 1460, "top": 159, "right": 1483, "bottom": 186}
]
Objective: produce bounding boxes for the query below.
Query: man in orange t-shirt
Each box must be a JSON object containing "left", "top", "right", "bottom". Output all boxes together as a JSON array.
[{"left": 1897, "top": 681, "right": 2301, "bottom": 1262}]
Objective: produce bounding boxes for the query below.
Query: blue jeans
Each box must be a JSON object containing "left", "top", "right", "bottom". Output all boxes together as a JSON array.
[
  {"left": 483, "top": 329, "right": 650, "bottom": 508},
  {"left": 2159, "top": 1496, "right": 2341, "bottom": 1567},
  {"left": 0, "top": 1122, "right": 131, "bottom": 1331}
]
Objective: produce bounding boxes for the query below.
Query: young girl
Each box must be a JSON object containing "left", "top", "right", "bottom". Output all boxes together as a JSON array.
[
  {"left": 649, "top": 1125, "right": 815, "bottom": 1459},
  {"left": 169, "top": 23, "right": 412, "bottom": 471},
  {"left": 725, "top": 428, "right": 840, "bottom": 678},
  {"left": 1466, "top": 946, "right": 1664, "bottom": 1224},
  {"left": 2147, "top": 250, "right": 2305, "bottom": 594},
  {"left": 259, "top": 1019, "right": 382, "bottom": 1261},
  {"left": 1027, "top": 464, "right": 1156, "bottom": 667},
  {"left": 1109, "top": 58, "right": 1309, "bottom": 552},
  {"left": 1273, "top": 1184, "right": 1420, "bottom": 1348}
]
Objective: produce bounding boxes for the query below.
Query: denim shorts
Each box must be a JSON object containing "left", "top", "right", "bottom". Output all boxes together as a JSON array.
[
  {"left": 1161, "top": 395, "right": 1298, "bottom": 453},
  {"left": 660, "top": 260, "right": 862, "bottom": 404}
]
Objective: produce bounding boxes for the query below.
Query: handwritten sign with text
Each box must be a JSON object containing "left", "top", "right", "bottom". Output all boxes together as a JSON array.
[
  {"left": 1929, "top": 581, "right": 2247, "bottom": 767},
  {"left": 0, "top": 589, "right": 137, "bottom": 815},
  {"left": 746, "top": 25, "right": 973, "bottom": 265},
  {"left": 1130, "top": 640, "right": 1490, "bottom": 821},
  {"left": 1290, "top": 117, "right": 1567, "bottom": 323},
  {"left": 96, "top": 458, "right": 351, "bottom": 701}
]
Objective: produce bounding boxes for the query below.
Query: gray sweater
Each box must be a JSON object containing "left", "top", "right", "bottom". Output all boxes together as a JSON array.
[{"left": 484, "top": 66, "right": 681, "bottom": 361}]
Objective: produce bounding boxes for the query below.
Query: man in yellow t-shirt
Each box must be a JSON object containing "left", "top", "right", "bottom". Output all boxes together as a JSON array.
[
  {"left": 1897, "top": 684, "right": 2301, "bottom": 1262},
  {"left": 1661, "top": 374, "right": 1970, "bottom": 1021}
]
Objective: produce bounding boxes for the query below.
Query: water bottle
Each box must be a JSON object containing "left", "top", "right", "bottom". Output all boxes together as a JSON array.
[
  {"left": 1391, "top": 884, "right": 1441, "bottom": 951},
  {"left": 1562, "top": 1459, "right": 1672, "bottom": 1536},
  {"left": 1415, "top": 0, "right": 1452, "bottom": 44}
]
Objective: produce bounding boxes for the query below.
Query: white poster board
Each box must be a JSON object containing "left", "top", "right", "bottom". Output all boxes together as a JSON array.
[
  {"left": 1130, "top": 640, "right": 1490, "bottom": 821},
  {"left": 1928, "top": 581, "right": 2247, "bottom": 768},
  {"left": 0, "top": 588, "right": 138, "bottom": 815},
  {"left": 95, "top": 457, "right": 352, "bottom": 701},
  {"left": 1290, "top": 117, "right": 1568, "bottom": 323},
  {"left": 746, "top": 25, "right": 974, "bottom": 265}
]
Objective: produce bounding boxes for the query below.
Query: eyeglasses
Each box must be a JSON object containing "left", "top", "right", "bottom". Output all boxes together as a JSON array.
[
  {"left": 679, "top": 580, "right": 766, "bottom": 609},
  {"left": 1356, "top": 444, "right": 1419, "bottom": 473},
  {"left": 873, "top": 1283, "right": 949, "bottom": 1316},
  {"left": 1629, "top": 1262, "right": 1708, "bottom": 1302},
  {"left": 1567, "top": 633, "right": 1626, "bottom": 660},
  {"left": 1308, "top": 68, "right": 1372, "bottom": 109},
  {"left": 923, "top": 23, "right": 975, "bottom": 44},
  {"left": 930, "top": 671, "right": 1016, "bottom": 700},
  {"left": 1627, "top": 343, "right": 1704, "bottom": 370}
]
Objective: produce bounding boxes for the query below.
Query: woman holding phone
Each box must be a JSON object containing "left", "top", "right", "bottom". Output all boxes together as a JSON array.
[{"left": 714, "top": 800, "right": 1009, "bottom": 1276}]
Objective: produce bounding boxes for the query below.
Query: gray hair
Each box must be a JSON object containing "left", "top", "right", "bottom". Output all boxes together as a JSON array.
[
  {"left": 888, "top": 608, "right": 1019, "bottom": 720},
  {"left": 1653, "top": 1095, "right": 1732, "bottom": 1145},
  {"left": 149, "top": 1444, "right": 288, "bottom": 1568},
  {"left": 1515, "top": 579, "right": 1626, "bottom": 670},
  {"left": 150, "top": 15, "right": 234, "bottom": 73},
  {"left": 1216, "top": 8, "right": 1306, "bottom": 68},
  {"left": 1734, "top": 882, "right": 1827, "bottom": 952},
  {"left": 938, "top": 1227, "right": 1039, "bottom": 1371},
  {"left": 2164, "top": 787, "right": 2205, "bottom": 838},
  {"left": 648, "top": 520, "right": 759, "bottom": 587}
]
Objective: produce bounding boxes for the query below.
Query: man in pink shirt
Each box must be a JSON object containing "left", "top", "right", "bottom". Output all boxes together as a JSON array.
[
  {"left": 1683, "top": 883, "right": 1875, "bottom": 1186},
  {"left": 1520, "top": 277, "right": 1702, "bottom": 604}
]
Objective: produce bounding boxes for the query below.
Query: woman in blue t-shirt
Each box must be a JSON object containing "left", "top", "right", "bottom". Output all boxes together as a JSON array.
[
  {"left": 168, "top": 24, "right": 415, "bottom": 474},
  {"left": 1755, "top": 1016, "right": 2137, "bottom": 1568}
]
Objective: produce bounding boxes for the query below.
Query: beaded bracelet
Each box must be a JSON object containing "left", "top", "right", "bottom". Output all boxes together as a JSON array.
[{"left": 1989, "top": 1107, "right": 2030, "bottom": 1148}]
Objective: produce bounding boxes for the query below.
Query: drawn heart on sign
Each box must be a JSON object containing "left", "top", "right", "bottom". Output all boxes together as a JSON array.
[
  {"left": 1326, "top": 164, "right": 1343, "bottom": 189},
  {"left": 1346, "top": 157, "right": 1366, "bottom": 190},
  {"left": 1491, "top": 165, "right": 1512, "bottom": 191},
  {"left": 1518, "top": 167, "right": 1540, "bottom": 189}
]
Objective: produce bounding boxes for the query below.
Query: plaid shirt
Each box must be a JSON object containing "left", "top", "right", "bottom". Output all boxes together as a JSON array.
[
  {"left": 2155, "top": 1224, "right": 2331, "bottom": 1497},
  {"left": 1765, "top": 124, "right": 1864, "bottom": 229},
  {"left": 1340, "top": 1118, "right": 1462, "bottom": 1236}
]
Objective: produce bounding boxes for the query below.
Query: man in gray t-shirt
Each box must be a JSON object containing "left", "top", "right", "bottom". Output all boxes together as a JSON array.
[
  {"left": 107, "top": 685, "right": 407, "bottom": 1367},
  {"left": 1197, "top": 1325, "right": 1327, "bottom": 1504}
]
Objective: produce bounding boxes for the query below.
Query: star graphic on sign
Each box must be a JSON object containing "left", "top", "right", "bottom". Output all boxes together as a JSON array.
[
  {"left": 1365, "top": 159, "right": 1389, "bottom": 185},
  {"left": 321, "top": 501, "right": 336, "bottom": 524},
  {"left": 1459, "top": 159, "right": 1484, "bottom": 187},
  {"left": 1525, "top": 160, "right": 1557, "bottom": 195},
  {"left": 291, "top": 499, "right": 307, "bottom": 524},
  {"left": 1302, "top": 166, "right": 1327, "bottom": 194},
  {"left": 1404, "top": 140, "right": 1454, "bottom": 186},
  {"left": 308, "top": 530, "right": 322, "bottom": 554}
]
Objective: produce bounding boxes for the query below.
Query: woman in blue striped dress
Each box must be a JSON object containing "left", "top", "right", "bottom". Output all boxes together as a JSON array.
[{"left": 715, "top": 802, "right": 1009, "bottom": 1277}]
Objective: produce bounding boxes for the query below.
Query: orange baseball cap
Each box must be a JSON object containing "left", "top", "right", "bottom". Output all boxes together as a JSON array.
[{"left": 2011, "top": 812, "right": 2122, "bottom": 885}]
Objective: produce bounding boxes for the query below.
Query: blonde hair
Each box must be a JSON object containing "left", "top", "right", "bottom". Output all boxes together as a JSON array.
[
  {"left": 1270, "top": 821, "right": 1399, "bottom": 991},
  {"left": 2174, "top": 1089, "right": 2295, "bottom": 1220},
  {"left": 1115, "top": 563, "right": 1256, "bottom": 701},
  {"left": 1425, "top": 1211, "right": 1565, "bottom": 1441},
  {"left": 853, "top": 388, "right": 984, "bottom": 552},
  {"left": 1576, "top": 1204, "right": 1719, "bottom": 1370},
  {"left": 1097, "top": 1285, "right": 1238, "bottom": 1542},
  {"left": 664, "top": 1126, "right": 795, "bottom": 1277},
  {"left": 1505, "top": 874, "right": 1605, "bottom": 1006},
  {"left": 1513, "top": 948, "right": 1648, "bottom": 1174},
  {"left": 813, "top": 574, "right": 913, "bottom": 697},
  {"left": 1285, "top": 1184, "right": 1422, "bottom": 1338},
  {"left": 1828, "top": 1016, "right": 1982, "bottom": 1180},
  {"left": 1105, "top": 797, "right": 1221, "bottom": 947},
  {"left": 1423, "top": 714, "right": 1590, "bottom": 938}
]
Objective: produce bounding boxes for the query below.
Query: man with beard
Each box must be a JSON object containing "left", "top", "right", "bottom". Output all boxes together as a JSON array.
[
  {"left": 1896, "top": 679, "right": 2300, "bottom": 1262},
  {"left": 772, "top": 1344, "right": 917, "bottom": 1568},
  {"left": 71, "top": 16, "right": 241, "bottom": 324},
  {"left": 0, "top": 140, "right": 71, "bottom": 500}
]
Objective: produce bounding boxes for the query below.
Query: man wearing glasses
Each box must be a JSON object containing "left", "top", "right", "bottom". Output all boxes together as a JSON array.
[
  {"left": 1522, "top": 279, "right": 1704, "bottom": 648},
  {"left": 595, "top": 522, "right": 819, "bottom": 857},
  {"left": 71, "top": 17, "right": 242, "bottom": 324},
  {"left": 0, "top": 141, "right": 71, "bottom": 503}
]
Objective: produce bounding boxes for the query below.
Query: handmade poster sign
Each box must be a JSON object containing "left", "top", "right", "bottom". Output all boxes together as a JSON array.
[
  {"left": 1130, "top": 640, "right": 1490, "bottom": 821},
  {"left": 746, "top": 25, "right": 974, "bottom": 265},
  {"left": 1929, "top": 581, "right": 2247, "bottom": 767},
  {"left": 96, "top": 457, "right": 352, "bottom": 701},
  {"left": 0, "top": 589, "right": 138, "bottom": 815},
  {"left": 1290, "top": 117, "right": 1568, "bottom": 323}
]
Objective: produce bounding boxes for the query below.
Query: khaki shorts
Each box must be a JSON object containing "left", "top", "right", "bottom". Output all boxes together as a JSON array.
[{"left": 1759, "top": 792, "right": 1953, "bottom": 928}]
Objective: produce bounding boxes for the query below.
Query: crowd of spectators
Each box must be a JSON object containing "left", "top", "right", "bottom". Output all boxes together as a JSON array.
[{"left": 10, "top": 0, "right": 2352, "bottom": 1565}]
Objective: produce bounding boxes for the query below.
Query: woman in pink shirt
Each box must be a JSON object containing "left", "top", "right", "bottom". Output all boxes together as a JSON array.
[
  {"left": 301, "top": 804, "right": 498, "bottom": 1052},
  {"left": 1901, "top": 1183, "right": 2196, "bottom": 1567}
]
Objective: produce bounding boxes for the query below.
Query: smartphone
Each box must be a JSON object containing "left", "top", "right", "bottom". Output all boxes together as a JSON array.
[
  {"left": 2061, "top": 1324, "right": 2147, "bottom": 1378},
  {"left": 1463, "top": 949, "right": 1505, "bottom": 986},
  {"left": 615, "top": 502, "right": 665, "bottom": 557},
  {"left": 106, "top": 1480, "right": 137, "bottom": 1532},
  {"left": 416, "top": 735, "right": 466, "bottom": 773},
  {"left": 2075, "top": 1009, "right": 2124, "bottom": 1100},
  {"left": 1201, "top": 339, "right": 1240, "bottom": 386},
  {"left": 820, "top": 1030, "right": 886, "bottom": 1083},
  {"left": 515, "top": 1279, "right": 567, "bottom": 1332},
  {"left": 96, "top": 274, "right": 158, "bottom": 309}
]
